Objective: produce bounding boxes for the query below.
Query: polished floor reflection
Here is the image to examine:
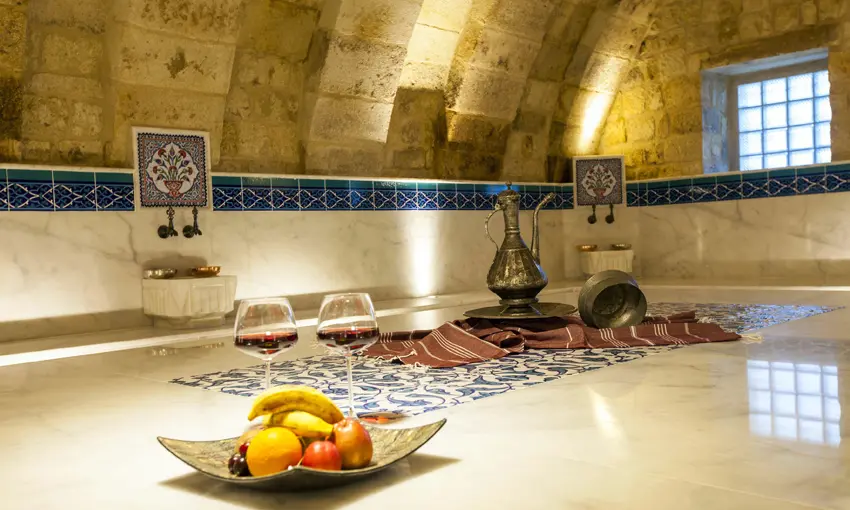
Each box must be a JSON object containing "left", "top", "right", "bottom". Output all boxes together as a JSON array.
[{"left": 748, "top": 360, "right": 841, "bottom": 446}]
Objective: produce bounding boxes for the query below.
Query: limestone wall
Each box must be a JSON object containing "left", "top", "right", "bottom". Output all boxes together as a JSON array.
[
  {"left": 599, "top": 0, "right": 849, "bottom": 181},
  {"left": 10, "top": 0, "right": 845, "bottom": 183},
  {"left": 0, "top": 0, "right": 671, "bottom": 181}
]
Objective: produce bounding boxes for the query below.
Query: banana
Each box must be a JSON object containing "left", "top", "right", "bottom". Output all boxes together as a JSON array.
[
  {"left": 247, "top": 385, "right": 344, "bottom": 424},
  {"left": 264, "top": 410, "right": 334, "bottom": 439}
]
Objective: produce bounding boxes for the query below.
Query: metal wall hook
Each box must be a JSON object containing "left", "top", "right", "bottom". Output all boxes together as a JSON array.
[
  {"left": 605, "top": 204, "right": 615, "bottom": 224},
  {"left": 183, "top": 207, "right": 203, "bottom": 238},
  {"left": 158, "top": 206, "right": 179, "bottom": 239},
  {"left": 587, "top": 204, "right": 597, "bottom": 224}
]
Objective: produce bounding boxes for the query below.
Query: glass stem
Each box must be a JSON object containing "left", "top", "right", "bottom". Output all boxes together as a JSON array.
[
  {"left": 346, "top": 352, "right": 356, "bottom": 419},
  {"left": 265, "top": 359, "right": 272, "bottom": 391}
]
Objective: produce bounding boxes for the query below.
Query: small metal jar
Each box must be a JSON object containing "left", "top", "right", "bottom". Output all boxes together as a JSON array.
[{"left": 578, "top": 270, "right": 647, "bottom": 328}]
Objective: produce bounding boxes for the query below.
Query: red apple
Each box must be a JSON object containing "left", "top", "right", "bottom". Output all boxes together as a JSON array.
[
  {"left": 301, "top": 441, "right": 342, "bottom": 471},
  {"left": 332, "top": 418, "right": 373, "bottom": 469}
]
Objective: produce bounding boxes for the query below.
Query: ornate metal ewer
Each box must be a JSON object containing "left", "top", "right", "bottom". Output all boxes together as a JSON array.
[{"left": 466, "top": 184, "right": 577, "bottom": 320}]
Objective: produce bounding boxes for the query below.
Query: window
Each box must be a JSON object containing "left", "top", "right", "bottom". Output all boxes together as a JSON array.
[{"left": 732, "top": 65, "right": 832, "bottom": 171}]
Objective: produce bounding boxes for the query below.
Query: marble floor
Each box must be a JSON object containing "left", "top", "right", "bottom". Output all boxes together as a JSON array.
[{"left": 2, "top": 285, "right": 850, "bottom": 509}]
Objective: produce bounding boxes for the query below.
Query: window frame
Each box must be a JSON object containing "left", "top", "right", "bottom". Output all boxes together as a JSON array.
[{"left": 727, "top": 59, "right": 830, "bottom": 172}]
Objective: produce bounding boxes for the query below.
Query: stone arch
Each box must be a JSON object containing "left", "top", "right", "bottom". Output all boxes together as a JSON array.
[
  {"left": 380, "top": 0, "right": 474, "bottom": 179},
  {"left": 501, "top": 0, "right": 598, "bottom": 182},
  {"left": 219, "top": 0, "right": 323, "bottom": 173},
  {"left": 301, "top": 0, "right": 426, "bottom": 176},
  {"left": 546, "top": 0, "right": 657, "bottom": 167},
  {"left": 440, "top": 0, "right": 560, "bottom": 180}
]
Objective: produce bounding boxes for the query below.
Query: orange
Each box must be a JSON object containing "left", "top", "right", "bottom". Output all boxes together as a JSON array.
[{"left": 246, "top": 427, "right": 303, "bottom": 476}]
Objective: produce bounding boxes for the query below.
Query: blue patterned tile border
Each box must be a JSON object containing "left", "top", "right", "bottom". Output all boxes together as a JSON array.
[
  {"left": 95, "top": 173, "right": 134, "bottom": 211},
  {"left": 0, "top": 168, "right": 135, "bottom": 211},
  {"left": 631, "top": 161, "right": 850, "bottom": 208},
  {"left": 169, "top": 302, "right": 836, "bottom": 417},
  {"left": 241, "top": 177, "right": 272, "bottom": 210},
  {"left": 272, "top": 178, "right": 299, "bottom": 210},
  {"left": 7, "top": 169, "right": 54, "bottom": 211},
  {"left": 53, "top": 171, "right": 96, "bottom": 211},
  {"left": 219, "top": 177, "right": 575, "bottom": 212},
  {"left": 0, "top": 168, "right": 573, "bottom": 213},
  {"left": 0, "top": 169, "right": 7, "bottom": 210},
  {"left": 10, "top": 161, "right": 850, "bottom": 212},
  {"left": 211, "top": 176, "right": 242, "bottom": 211}
]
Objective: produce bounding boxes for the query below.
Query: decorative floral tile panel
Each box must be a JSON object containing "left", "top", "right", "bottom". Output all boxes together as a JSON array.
[
  {"left": 573, "top": 155, "right": 625, "bottom": 207},
  {"left": 133, "top": 127, "right": 211, "bottom": 209},
  {"left": 171, "top": 303, "right": 838, "bottom": 417}
]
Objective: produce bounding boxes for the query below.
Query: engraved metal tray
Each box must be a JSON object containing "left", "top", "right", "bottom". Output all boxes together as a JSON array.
[
  {"left": 464, "top": 302, "right": 578, "bottom": 320},
  {"left": 158, "top": 419, "right": 446, "bottom": 491}
]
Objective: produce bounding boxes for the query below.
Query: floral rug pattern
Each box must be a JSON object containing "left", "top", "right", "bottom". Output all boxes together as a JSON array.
[{"left": 171, "top": 303, "right": 837, "bottom": 416}]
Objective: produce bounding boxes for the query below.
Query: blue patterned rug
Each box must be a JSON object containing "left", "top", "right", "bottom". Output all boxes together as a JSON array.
[{"left": 171, "top": 303, "right": 837, "bottom": 416}]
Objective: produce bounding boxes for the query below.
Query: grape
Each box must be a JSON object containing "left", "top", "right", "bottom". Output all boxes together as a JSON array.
[
  {"left": 228, "top": 452, "right": 251, "bottom": 477},
  {"left": 239, "top": 441, "right": 250, "bottom": 456}
]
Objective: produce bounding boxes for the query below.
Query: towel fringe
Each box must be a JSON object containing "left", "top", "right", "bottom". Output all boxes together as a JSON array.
[
  {"left": 408, "top": 362, "right": 431, "bottom": 373},
  {"left": 358, "top": 350, "right": 430, "bottom": 372},
  {"left": 739, "top": 333, "right": 764, "bottom": 344}
]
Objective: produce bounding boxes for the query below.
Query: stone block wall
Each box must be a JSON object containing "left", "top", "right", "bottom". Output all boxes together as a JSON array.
[
  {"left": 599, "top": 0, "right": 849, "bottom": 181},
  {"left": 0, "top": 0, "right": 661, "bottom": 181},
  {"left": 9, "top": 0, "right": 842, "bottom": 183},
  {"left": 0, "top": 0, "right": 27, "bottom": 160},
  {"left": 106, "top": 0, "right": 244, "bottom": 166},
  {"left": 14, "top": 0, "right": 108, "bottom": 164},
  {"left": 220, "top": 0, "right": 317, "bottom": 174}
]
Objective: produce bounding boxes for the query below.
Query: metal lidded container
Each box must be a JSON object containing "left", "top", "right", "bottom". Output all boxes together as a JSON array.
[{"left": 578, "top": 270, "right": 647, "bottom": 328}]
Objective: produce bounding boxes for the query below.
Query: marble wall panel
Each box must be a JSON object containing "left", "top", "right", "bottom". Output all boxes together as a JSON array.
[
  {"left": 0, "top": 207, "right": 570, "bottom": 331},
  {"left": 636, "top": 192, "right": 850, "bottom": 282}
]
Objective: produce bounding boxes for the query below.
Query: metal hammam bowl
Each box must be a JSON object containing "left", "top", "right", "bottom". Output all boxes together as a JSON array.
[{"left": 578, "top": 270, "right": 647, "bottom": 329}]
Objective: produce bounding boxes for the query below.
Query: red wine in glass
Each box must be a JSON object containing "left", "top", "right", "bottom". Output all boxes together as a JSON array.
[
  {"left": 233, "top": 297, "right": 298, "bottom": 391},
  {"left": 316, "top": 293, "right": 379, "bottom": 419},
  {"left": 235, "top": 331, "right": 298, "bottom": 359},
  {"left": 316, "top": 326, "right": 379, "bottom": 354}
]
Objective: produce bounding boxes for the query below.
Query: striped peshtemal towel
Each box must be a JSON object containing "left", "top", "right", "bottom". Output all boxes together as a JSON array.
[{"left": 362, "top": 311, "right": 740, "bottom": 368}]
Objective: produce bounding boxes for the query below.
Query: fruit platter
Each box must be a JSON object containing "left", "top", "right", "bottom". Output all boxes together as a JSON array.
[{"left": 157, "top": 385, "right": 446, "bottom": 491}]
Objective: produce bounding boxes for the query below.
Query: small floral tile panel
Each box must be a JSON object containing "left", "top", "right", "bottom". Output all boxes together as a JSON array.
[
  {"left": 573, "top": 155, "right": 625, "bottom": 207},
  {"left": 170, "top": 303, "right": 837, "bottom": 417},
  {"left": 133, "top": 127, "right": 211, "bottom": 209}
]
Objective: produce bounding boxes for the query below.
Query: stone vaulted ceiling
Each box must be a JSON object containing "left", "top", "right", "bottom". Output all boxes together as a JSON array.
[{"left": 0, "top": 0, "right": 658, "bottom": 182}]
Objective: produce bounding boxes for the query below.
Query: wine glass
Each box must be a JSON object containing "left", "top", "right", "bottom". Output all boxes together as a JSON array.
[
  {"left": 316, "top": 293, "right": 379, "bottom": 419},
  {"left": 234, "top": 297, "right": 298, "bottom": 391}
]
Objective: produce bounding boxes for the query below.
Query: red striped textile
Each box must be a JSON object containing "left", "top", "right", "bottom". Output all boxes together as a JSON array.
[{"left": 363, "top": 311, "right": 740, "bottom": 368}]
